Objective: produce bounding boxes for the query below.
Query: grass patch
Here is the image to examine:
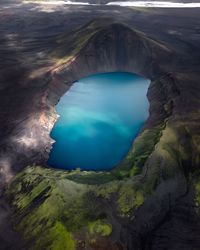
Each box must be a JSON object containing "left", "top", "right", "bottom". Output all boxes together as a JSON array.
[
  {"left": 88, "top": 219, "right": 112, "bottom": 237},
  {"left": 34, "top": 221, "right": 76, "bottom": 250},
  {"left": 113, "top": 124, "right": 164, "bottom": 178},
  {"left": 117, "top": 181, "right": 144, "bottom": 215}
]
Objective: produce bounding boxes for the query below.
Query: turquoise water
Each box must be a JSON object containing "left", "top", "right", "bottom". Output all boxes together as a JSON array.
[{"left": 48, "top": 72, "right": 150, "bottom": 171}]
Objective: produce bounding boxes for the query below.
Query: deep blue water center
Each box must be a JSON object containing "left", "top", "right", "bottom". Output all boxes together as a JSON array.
[{"left": 48, "top": 72, "right": 150, "bottom": 171}]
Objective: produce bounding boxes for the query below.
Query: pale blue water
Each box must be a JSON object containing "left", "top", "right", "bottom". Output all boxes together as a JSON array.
[{"left": 48, "top": 72, "right": 150, "bottom": 171}]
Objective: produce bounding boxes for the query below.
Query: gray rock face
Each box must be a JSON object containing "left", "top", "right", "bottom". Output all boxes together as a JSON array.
[{"left": 57, "top": 23, "right": 172, "bottom": 81}]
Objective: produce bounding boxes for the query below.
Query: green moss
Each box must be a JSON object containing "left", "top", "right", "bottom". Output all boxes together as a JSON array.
[
  {"left": 117, "top": 181, "right": 144, "bottom": 215},
  {"left": 34, "top": 221, "right": 76, "bottom": 250},
  {"left": 94, "top": 181, "right": 120, "bottom": 199},
  {"left": 17, "top": 180, "right": 50, "bottom": 211},
  {"left": 130, "top": 165, "right": 141, "bottom": 177},
  {"left": 129, "top": 125, "right": 163, "bottom": 167},
  {"left": 66, "top": 171, "right": 116, "bottom": 185},
  {"left": 143, "top": 174, "right": 160, "bottom": 195},
  {"left": 134, "top": 191, "right": 145, "bottom": 207},
  {"left": 6, "top": 166, "right": 116, "bottom": 249},
  {"left": 7, "top": 166, "right": 144, "bottom": 247},
  {"left": 113, "top": 125, "right": 164, "bottom": 178},
  {"left": 51, "top": 19, "right": 113, "bottom": 65},
  {"left": 88, "top": 219, "right": 112, "bottom": 237},
  {"left": 6, "top": 167, "right": 90, "bottom": 248},
  {"left": 193, "top": 171, "right": 200, "bottom": 208},
  {"left": 5, "top": 123, "right": 167, "bottom": 247},
  {"left": 151, "top": 124, "right": 193, "bottom": 182},
  {"left": 195, "top": 182, "right": 200, "bottom": 207}
]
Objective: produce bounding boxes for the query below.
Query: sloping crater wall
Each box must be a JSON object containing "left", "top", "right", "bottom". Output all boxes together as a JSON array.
[
  {"left": 0, "top": 22, "right": 175, "bottom": 182},
  {"left": 2, "top": 21, "right": 200, "bottom": 250}
]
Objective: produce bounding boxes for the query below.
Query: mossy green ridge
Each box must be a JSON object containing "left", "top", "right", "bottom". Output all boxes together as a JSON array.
[
  {"left": 113, "top": 124, "right": 164, "bottom": 178},
  {"left": 51, "top": 18, "right": 113, "bottom": 65},
  {"left": 51, "top": 18, "right": 171, "bottom": 68},
  {"left": 5, "top": 118, "right": 167, "bottom": 249},
  {"left": 5, "top": 165, "right": 145, "bottom": 248},
  {"left": 6, "top": 166, "right": 116, "bottom": 249},
  {"left": 7, "top": 119, "right": 191, "bottom": 248},
  {"left": 64, "top": 124, "right": 165, "bottom": 185},
  {"left": 36, "top": 222, "right": 75, "bottom": 250}
]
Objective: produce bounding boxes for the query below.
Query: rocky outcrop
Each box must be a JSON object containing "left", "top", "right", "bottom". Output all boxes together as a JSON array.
[{"left": 54, "top": 23, "right": 173, "bottom": 81}]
